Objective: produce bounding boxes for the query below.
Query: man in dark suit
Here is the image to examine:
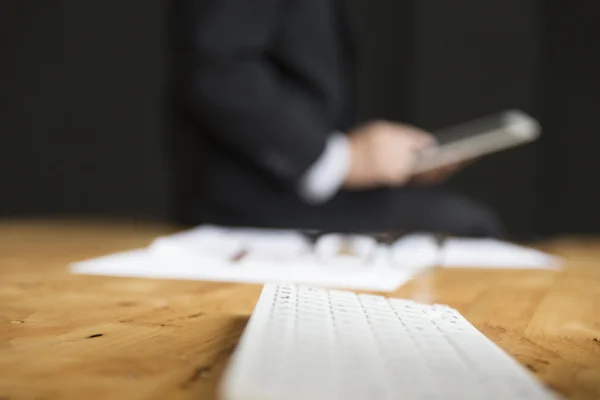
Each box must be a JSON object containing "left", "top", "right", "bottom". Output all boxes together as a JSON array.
[{"left": 166, "top": 0, "right": 505, "bottom": 237}]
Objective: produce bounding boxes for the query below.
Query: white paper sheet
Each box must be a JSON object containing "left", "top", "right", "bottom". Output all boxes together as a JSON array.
[
  {"left": 70, "top": 227, "right": 560, "bottom": 293},
  {"left": 441, "top": 238, "right": 561, "bottom": 269},
  {"left": 70, "top": 248, "right": 422, "bottom": 292},
  {"left": 390, "top": 235, "right": 561, "bottom": 269},
  {"left": 71, "top": 226, "right": 428, "bottom": 291}
]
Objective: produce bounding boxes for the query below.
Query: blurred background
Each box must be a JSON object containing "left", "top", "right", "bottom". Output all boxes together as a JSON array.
[{"left": 1, "top": 0, "right": 599, "bottom": 239}]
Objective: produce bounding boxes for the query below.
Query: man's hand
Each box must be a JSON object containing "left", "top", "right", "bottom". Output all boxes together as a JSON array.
[{"left": 343, "top": 121, "right": 435, "bottom": 190}]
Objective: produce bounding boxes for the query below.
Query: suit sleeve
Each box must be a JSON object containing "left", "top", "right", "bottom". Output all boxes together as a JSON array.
[{"left": 174, "top": 0, "right": 330, "bottom": 187}]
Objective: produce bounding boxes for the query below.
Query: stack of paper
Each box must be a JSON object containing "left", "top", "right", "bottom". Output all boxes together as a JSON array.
[{"left": 70, "top": 226, "right": 560, "bottom": 292}]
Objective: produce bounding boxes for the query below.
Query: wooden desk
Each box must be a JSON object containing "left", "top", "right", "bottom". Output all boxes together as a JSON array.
[{"left": 1, "top": 220, "right": 599, "bottom": 400}]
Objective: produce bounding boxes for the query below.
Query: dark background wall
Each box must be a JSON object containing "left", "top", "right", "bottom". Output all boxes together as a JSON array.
[
  {"left": 1, "top": 1, "right": 599, "bottom": 236},
  {"left": 540, "top": 1, "right": 600, "bottom": 234},
  {"left": 1, "top": 1, "right": 168, "bottom": 220}
]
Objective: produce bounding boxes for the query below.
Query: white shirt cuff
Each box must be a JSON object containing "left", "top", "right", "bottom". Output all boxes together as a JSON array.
[{"left": 298, "top": 132, "right": 350, "bottom": 205}]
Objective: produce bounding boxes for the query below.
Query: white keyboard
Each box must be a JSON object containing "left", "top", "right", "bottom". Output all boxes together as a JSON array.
[{"left": 221, "top": 283, "right": 558, "bottom": 400}]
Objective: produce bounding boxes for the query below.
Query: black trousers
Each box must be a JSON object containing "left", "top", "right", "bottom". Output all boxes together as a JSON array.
[
  {"left": 183, "top": 186, "right": 506, "bottom": 239},
  {"left": 283, "top": 187, "right": 505, "bottom": 238}
]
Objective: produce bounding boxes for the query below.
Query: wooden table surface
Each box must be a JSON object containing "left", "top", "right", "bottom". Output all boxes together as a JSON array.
[{"left": 1, "top": 219, "right": 599, "bottom": 400}]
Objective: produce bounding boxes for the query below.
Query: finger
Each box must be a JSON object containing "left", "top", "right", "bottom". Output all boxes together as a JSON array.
[
  {"left": 394, "top": 134, "right": 431, "bottom": 155},
  {"left": 378, "top": 161, "right": 411, "bottom": 186},
  {"left": 414, "top": 164, "right": 449, "bottom": 181},
  {"left": 413, "top": 163, "right": 459, "bottom": 184},
  {"left": 392, "top": 154, "right": 419, "bottom": 185},
  {"left": 403, "top": 126, "right": 437, "bottom": 149}
]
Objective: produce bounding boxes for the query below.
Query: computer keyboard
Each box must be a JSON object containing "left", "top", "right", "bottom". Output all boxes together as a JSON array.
[{"left": 221, "top": 283, "right": 558, "bottom": 400}]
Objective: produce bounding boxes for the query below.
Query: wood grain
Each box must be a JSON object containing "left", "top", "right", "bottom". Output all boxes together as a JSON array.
[{"left": 1, "top": 220, "right": 599, "bottom": 399}]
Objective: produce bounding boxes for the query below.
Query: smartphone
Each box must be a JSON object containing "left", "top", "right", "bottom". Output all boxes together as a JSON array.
[{"left": 412, "top": 110, "right": 541, "bottom": 174}]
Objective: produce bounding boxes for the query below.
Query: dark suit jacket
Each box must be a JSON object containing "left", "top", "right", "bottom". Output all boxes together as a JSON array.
[
  {"left": 167, "top": 0, "right": 359, "bottom": 228},
  {"left": 166, "top": 0, "right": 505, "bottom": 237}
]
